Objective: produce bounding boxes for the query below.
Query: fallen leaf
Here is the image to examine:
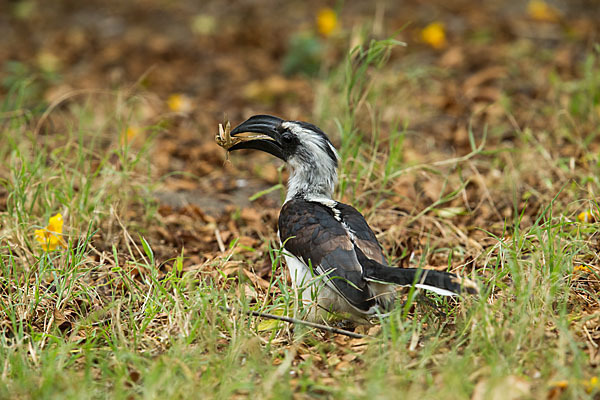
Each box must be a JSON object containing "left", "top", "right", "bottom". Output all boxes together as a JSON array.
[{"left": 472, "top": 376, "right": 531, "bottom": 400}]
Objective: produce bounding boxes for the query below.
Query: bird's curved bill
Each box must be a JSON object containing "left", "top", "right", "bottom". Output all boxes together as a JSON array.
[{"left": 215, "top": 115, "right": 285, "bottom": 160}]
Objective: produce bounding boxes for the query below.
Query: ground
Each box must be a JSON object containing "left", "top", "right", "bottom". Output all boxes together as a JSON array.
[{"left": 0, "top": 0, "right": 599, "bottom": 398}]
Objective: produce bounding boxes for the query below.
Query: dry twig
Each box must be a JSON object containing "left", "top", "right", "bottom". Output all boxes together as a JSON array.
[{"left": 223, "top": 307, "right": 369, "bottom": 339}]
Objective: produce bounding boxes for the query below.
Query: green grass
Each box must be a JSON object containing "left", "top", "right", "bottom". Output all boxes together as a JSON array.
[{"left": 1, "top": 34, "right": 600, "bottom": 400}]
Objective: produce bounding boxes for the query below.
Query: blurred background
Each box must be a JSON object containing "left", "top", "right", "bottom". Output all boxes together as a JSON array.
[{"left": 2, "top": 0, "right": 598, "bottom": 128}]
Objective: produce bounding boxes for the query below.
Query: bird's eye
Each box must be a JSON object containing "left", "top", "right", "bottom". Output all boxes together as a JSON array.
[{"left": 281, "top": 132, "right": 294, "bottom": 143}]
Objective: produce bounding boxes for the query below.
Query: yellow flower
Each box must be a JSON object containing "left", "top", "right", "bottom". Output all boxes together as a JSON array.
[
  {"left": 421, "top": 22, "right": 447, "bottom": 49},
  {"left": 167, "top": 93, "right": 193, "bottom": 113},
  {"left": 550, "top": 378, "right": 599, "bottom": 393},
  {"left": 316, "top": 8, "right": 338, "bottom": 37},
  {"left": 585, "top": 376, "right": 599, "bottom": 392},
  {"left": 577, "top": 210, "right": 596, "bottom": 223},
  {"left": 527, "top": 0, "right": 560, "bottom": 22},
  {"left": 34, "top": 213, "right": 67, "bottom": 251},
  {"left": 550, "top": 380, "right": 569, "bottom": 389},
  {"left": 573, "top": 265, "right": 592, "bottom": 273},
  {"left": 120, "top": 125, "right": 140, "bottom": 145}
]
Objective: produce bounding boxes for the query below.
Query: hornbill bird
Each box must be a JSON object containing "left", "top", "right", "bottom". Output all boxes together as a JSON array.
[{"left": 217, "top": 115, "right": 478, "bottom": 321}]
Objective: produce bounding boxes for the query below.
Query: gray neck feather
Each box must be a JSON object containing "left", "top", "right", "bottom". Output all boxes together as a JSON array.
[
  {"left": 280, "top": 122, "right": 339, "bottom": 202},
  {"left": 285, "top": 155, "right": 337, "bottom": 202}
]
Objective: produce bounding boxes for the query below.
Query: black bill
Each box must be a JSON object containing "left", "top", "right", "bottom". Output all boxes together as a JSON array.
[{"left": 218, "top": 114, "right": 286, "bottom": 160}]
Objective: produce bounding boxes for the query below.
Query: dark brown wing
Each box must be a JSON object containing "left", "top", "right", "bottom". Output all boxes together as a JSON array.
[
  {"left": 278, "top": 198, "right": 385, "bottom": 312},
  {"left": 333, "top": 202, "right": 387, "bottom": 265}
]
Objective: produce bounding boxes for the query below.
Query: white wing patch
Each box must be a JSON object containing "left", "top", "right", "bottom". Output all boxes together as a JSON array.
[
  {"left": 305, "top": 197, "right": 341, "bottom": 220},
  {"left": 306, "top": 198, "right": 362, "bottom": 244}
]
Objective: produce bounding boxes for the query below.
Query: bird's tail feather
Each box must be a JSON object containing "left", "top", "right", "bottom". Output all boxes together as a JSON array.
[
  {"left": 363, "top": 264, "right": 479, "bottom": 296},
  {"left": 353, "top": 245, "right": 479, "bottom": 296}
]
